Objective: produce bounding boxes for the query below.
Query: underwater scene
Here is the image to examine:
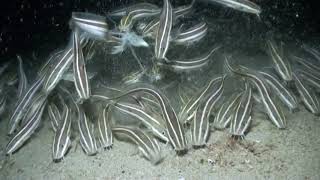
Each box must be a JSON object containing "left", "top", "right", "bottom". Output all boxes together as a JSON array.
[{"left": 0, "top": 0, "right": 319, "bottom": 179}]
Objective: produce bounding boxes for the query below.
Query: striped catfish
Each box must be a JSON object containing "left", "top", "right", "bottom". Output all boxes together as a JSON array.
[
  {"left": 293, "top": 73, "right": 320, "bottom": 115},
  {"left": 259, "top": 71, "right": 298, "bottom": 111},
  {"left": 191, "top": 75, "right": 225, "bottom": 147},
  {"left": 119, "top": 7, "right": 161, "bottom": 32},
  {"left": 141, "top": 18, "right": 160, "bottom": 38},
  {"left": 52, "top": 101, "right": 72, "bottom": 162},
  {"left": 94, "top": 84, "right": 187, "bottom": 152},
  {"left": 77, "top": 104, "right": 98, "bottom": 155},
  {"left": 225, "top": 58, "right": 286, "bottom": 128},
  {"left": 42, "top": 47, "right": 73, "bottom": 94},
  {"left": 91, "top": 86, "right": 146, "bottom": 107},
  {"left": 108, "top": 3, "right": 160, "bottom": 17},
  {"left": 302, "top": 44, "right": 320, "bottom": 62},
  {"left": 48, "top": 103, "right": 61, "bottom": 132},
  {"left": 179, "top": 76, "right": 224, "bottom": 124},
  {"left": 38, "top": 50, "right": 64, "bottom": 77},
  {"left": 83, "top": 40, "right": 96, "bottom": 61},
  {"left": 173, "top": 0, "right": 195, "bottom": 19},
  {"left": 73, "top": 29, "right": 91, "bottom": 101},
  {"left": 124, "top": 89, "right": 163, "bottom": 120},
  {"left": 205, "top": 0, "right": 261, "bottom": 15},
  {"left": 230, "top": 83, "right": 252, "bottom": 136},
  {"left": 141, "top": 0, "right": 194, "bottom": 39},
  {"left": 252, "top": 91, "right": 262, "bottom": 104},
  {"left": 214, "top": 92, "right": 242, "bottom": 129},
  {"left": 112, "top": 126, "right": 162, "bottom": 164},
  {"left": 155, "top": 0, "right": 173, "bottom": 60},
  {"left": 298, "top": 69, "right": 320, "bottom": 91},
  {"left": 173, "top": 21, "right": 208, "bottom": 45},
  {"left": 8, "top": 76, "right": 45, "bottom": 135},
  {"left": 119, "top": 16, "right": 133, "bottom": 32},
  {"left": 17, "top": 55, "right": 28, "bottom": 99},
  {"left": 97, "top": 104, "right": 113, "bottom": 149},
  {"left": 137, "top": 2, "right": 191, "bottom": 36},
  {"left": 292, "top": 55, "right": 320, "bottom": 77},
  {"left": 71, "top": 12, "right": 108, "bottom": 40},
  {"left": 20, "top": 92, "right": 48, "bottom": 127},
  {"left": 157, "top": 45, "right": 221, "bottom": 72},
  {"left": 113, "top": 102, "right": 168, "bottom": 142},
  {"left": 6, "top": 93, "right": 47, "bottom": 155},
  {"left": 42, "top": 36, "right": 86, "bottom": 94},
  {"left": 267, "top": 40, "right": 292, "bottom": 81}
]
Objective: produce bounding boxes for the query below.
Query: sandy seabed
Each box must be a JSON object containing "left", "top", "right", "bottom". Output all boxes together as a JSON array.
[{"left": 0, "top": 105, "right": 319, "bottom": 180}]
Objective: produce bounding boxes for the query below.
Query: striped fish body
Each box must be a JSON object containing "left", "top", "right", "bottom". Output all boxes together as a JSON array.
[
  {"left": 17, "top": 55, "right": 28, "bottom": 99},
  {"left": 48, "top": 103, "right": 61, "bottom": 132},
  {"left": 114, "top": 102, "right": 168, "bottom": 142},
  {"left": 140, "top": 1, "right": 192, "bottom": 39},
  {"left": 250, "top": 78, "right": 286, "bottom": 128},
  {"left": 112, "top": 126, "right": 161, "bottom": 164},
  {"left": 73, "top": 29, "right": 91, "bottom": 101},
  {"left": 298, "top": 70, "right": 320, "bottom": 91},
  {"left": 119, "top": 15, "right": 134, "bottom": 32},
  {"left": 129, "top": 87, "right": 186, "bottom": 151},
  {"left": 173, "top": 0, "right": 195, "bottom": 19},
  {"left": 108, "top": 3, "right": 160, "bottom": 18},
  {"left": 267, "top": 40, "right": 293, "bottom": 81},
  {"left": 78, "top": 105, "right": 97, "bottom": 155},
  {"left": 71, "top": 12, "right": 108, "bottom": 40},
  {"left": 83, "top": 40, "right": 96, "bottom": 61},
  {"left": 6, "top": 93, "right": 47, "bottom": 155},
  {"left": 97, "top": 85, "right": 187, "bottom": 152},
  {"left": 225, "top": 59, "right": 286, "bottom": 128},
  {"left": 52, "top": 103, "right": 72, "bottom": 161},
  {"left": 43, "top": 47, "right": 73, "bottom": 94},
  {"left": 207, "top": 0, "right": 261, "bottom": 15},
  {"left": 293, "top": 73, "right": 320, "bottom": 115},
  {"left": 302, "top": 44, "right": 320, "bottom": 62},
  {"left": 8, "top": 76, "right": 45, "bottom": 135},
  {"left": 141, "top": 18, "right": 160, "bottom": 38},
  {"left": 259, "top": 71, "right": 298, "bottom": 111},
  {"left": 20, "top": 93, "right": 48, "bottom": 127},
  {"left": 191, "top": 76, "right": 224, "bottom": 147},
  {"left": 230, "top": 83, "right": 252, "bottom": 136},
  {"left": 157, "top": 45, "right": 220, "bottom": 72},
  {"left": 119, "top": 8, "right": 161, "bottom": 32},
  {"left": 141, "top": 6, "right": 190, "bottom": 39},
  {"left": 293, "top": 56, "right": 320, "bottom": 78},
  {"left": 155, "top": 0, "right": 173, "bottom": 60},
  {"left": 139, "top": 95, "right": 163, "bottom": 115},
  {"left": 252, "top": 91, "right": 262, "bottom": 104},
  {"left": 214, "top": 92, "right": 242, "bottom": 129},
  {"left": 38, "top": 50, "right": 64, "bottom": 77},
  {"left": 179, "top": 76, "right": 223, "bottom": 124},
  {"left": 42, "top": 34, "right": 87, "bottom": 94},
  {"left": 97, "top": 104, "right": 113, "bottom": 149},
  {"left": 173, "top": 21, "right": 208, "bottom": 45}
]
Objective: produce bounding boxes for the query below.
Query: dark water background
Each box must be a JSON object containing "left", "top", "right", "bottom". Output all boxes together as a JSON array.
[{"left": 0, "top": 0, "right": 319, "bottom": 62}]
